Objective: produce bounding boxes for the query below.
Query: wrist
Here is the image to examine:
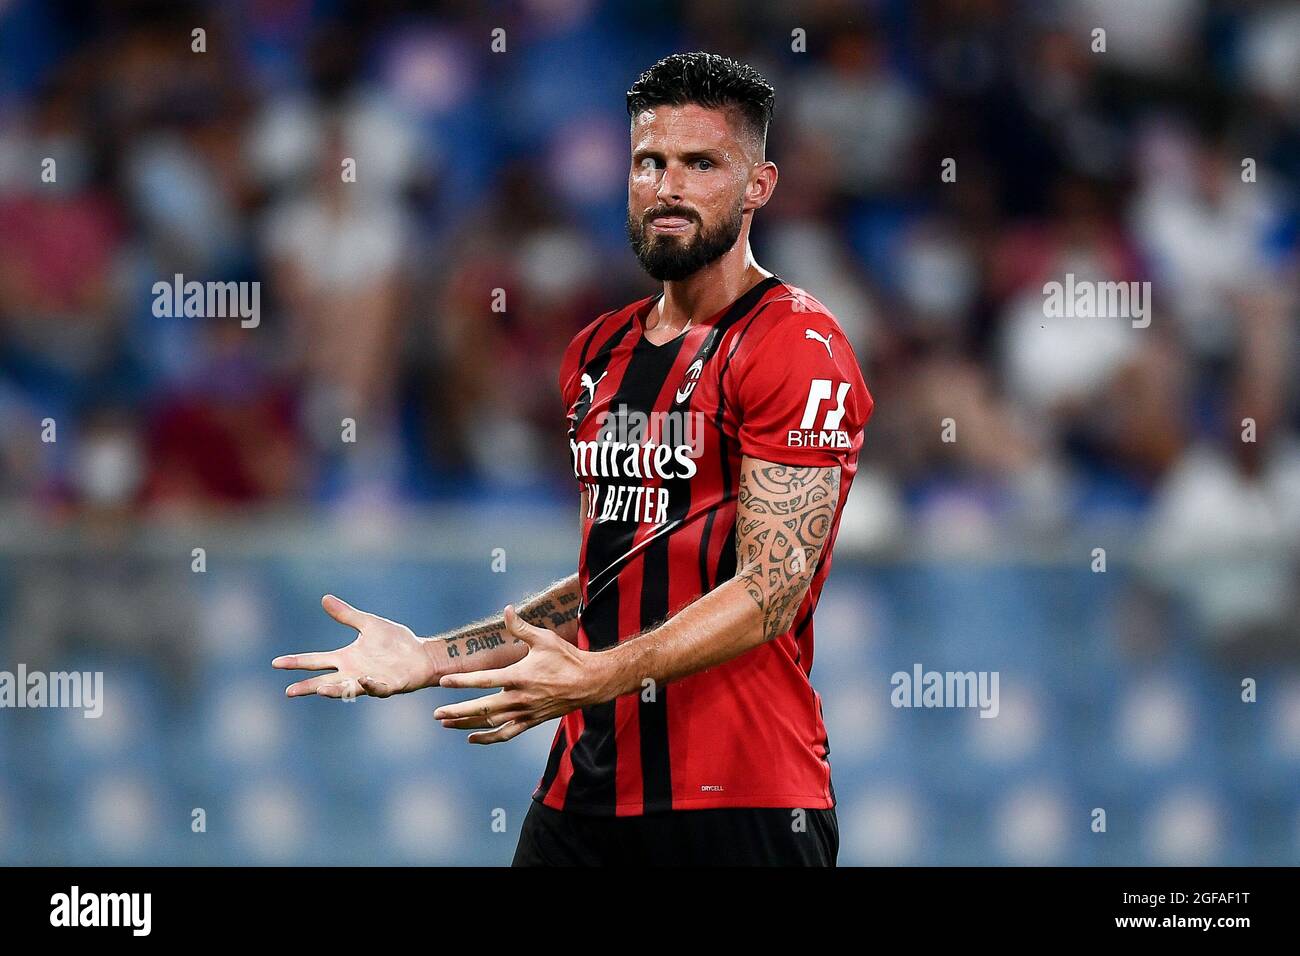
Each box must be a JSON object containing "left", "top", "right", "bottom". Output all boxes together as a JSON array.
[
  {"left": 419, "top": 636, "right": 458, "bottom": 682},
  {"left": 587, "top": 641, "right": 639, "bottom": 705}
]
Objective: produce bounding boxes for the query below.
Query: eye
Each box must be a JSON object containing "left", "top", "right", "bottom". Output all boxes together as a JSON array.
[
  {"left": 692, "top": 159, "right": 713, "bottom": 171},
  {"left": 638, "top": 157, "right": 662, "bottom": 171}
]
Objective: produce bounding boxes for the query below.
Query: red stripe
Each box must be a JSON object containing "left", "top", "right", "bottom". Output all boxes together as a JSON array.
[{"left": 546, "top": 708, "right": 584, "bottom": 809}]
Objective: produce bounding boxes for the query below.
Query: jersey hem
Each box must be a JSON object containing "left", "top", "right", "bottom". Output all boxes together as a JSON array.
[{"left": 738, "top": 441, "right": 849, "bottom": 467}]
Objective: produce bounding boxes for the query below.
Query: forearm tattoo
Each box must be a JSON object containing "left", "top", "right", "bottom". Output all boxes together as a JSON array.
[
  {"left": 437, "top": 579, "right": 582, "bottom": 658},
  {"left": 735, "top": 460, "right": 840, "bottom": 641},
  {"left": 523, "top": 590, "right": 583, "bottom": 632}
]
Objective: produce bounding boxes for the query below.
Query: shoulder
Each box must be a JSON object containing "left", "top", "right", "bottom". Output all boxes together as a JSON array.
[
  {"left": 558, "top": 295, "right": 654, "bottom": 396},
  {"left": 562, "top": 296, "right": 653, "bottom": 363},
  {"left": 727, "top": 281, "right": 875, "bottom": 461},
  {"left": 728, "top": 281, "right": 860, "bottom": 377}
]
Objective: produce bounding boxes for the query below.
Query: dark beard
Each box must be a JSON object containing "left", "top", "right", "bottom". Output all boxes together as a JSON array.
[{"left": 626, "top": 202, "right": 745, "bottom": 281}]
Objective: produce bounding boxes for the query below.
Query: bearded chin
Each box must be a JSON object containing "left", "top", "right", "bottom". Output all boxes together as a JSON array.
[{"left": 627, "top": 205, "right": 745, "bottom": 281}]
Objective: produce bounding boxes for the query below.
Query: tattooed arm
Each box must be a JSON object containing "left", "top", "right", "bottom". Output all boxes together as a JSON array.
[
  {"left": 579, "top": 457, "right": 839, "bottom": 696},
  {"left": 273, "top": 493, "right": 587, "bottom": 699},
  {"left": 429, "top": 573, "right": 584, "bottom": 675},
  {"left": 734, "top": 459, "right": 840, "bottom": 640},
  {"left": 423, "top": 487, "right": 588, "bottom": 674},
  {"left": 431, "top": 458, "right": 842, "bottom": 742}
]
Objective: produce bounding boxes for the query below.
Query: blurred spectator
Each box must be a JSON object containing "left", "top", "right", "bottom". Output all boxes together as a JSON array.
[{"left": 0, "top": 0, "right": 1292, "bottom": 537}]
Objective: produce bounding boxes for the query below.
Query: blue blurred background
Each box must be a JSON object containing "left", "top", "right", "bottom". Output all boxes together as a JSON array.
[{"left": 0, "top": 0, "right": 1297, "bottom": 864}]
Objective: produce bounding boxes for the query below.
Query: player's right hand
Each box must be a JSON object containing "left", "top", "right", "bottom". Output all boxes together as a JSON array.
[{"left": 272, "top": 594, "right": 440, "bottom": 700}]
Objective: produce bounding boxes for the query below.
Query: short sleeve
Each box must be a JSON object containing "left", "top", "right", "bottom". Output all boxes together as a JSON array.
[
  {"left": 559, "top": 334, "right": 583, "bottom": 417},
  {"left": 558, "top": 310, "right": 620, "bottom": 417},
  {"left": 557, "top": 334, "right": 585, "bottom": 493},
  {"left": 734, "top": 314, "right": 873, "bottom": 467}
]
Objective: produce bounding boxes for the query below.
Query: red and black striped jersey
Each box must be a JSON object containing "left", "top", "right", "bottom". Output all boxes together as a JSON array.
[{"left": 534, "top": 274, "right": 875, "bottom": 815}]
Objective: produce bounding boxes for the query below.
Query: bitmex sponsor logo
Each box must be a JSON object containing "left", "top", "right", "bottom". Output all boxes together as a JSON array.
[
  {"left": 788, "top": 429, "right": 851, "bottom": 449},
  {"left": 50, "top": 886, "right": 151, "bottom": 936},
  {"left": 890, "top": 663, "right": 999, "bottom": 718},
  {"left": 0, "top": 665, "right": 102, "bottom": 718},
  {"left": 789, "top": 378, "right": 851, "bottom": 449}
]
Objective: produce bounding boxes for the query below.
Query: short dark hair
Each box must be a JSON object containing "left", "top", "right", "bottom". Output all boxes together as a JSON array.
[{"left": 626, "top": 52, "right": 775, "bottom": 153}]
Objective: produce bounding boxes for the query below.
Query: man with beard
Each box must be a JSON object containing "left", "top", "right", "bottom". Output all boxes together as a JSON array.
[{"left": 273, "top": 51, "right": 874, "bottom": 866}]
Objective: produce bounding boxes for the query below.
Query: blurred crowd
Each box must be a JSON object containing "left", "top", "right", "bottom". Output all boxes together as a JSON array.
[{"left": 0, "top": 1, "right": 1297, "bottom": 567}]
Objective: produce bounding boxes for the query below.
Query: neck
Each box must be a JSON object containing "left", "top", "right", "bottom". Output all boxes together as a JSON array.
[{"left": 653, "top": 232, "right": 772, "bottom": 331}]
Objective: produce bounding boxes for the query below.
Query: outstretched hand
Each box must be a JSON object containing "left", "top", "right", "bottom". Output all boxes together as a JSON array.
[
  {"left": 434, "top": 605, "right": 612, "bottom": 744},
  {"left": 272, "top": 595, "right": 439, "bottom": 699}
]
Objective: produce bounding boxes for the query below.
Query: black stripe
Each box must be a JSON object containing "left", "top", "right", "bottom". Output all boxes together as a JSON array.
[
  {"left": 633, "top": 344, "right": 687, "bottom": 812},
  {"left": 713, "top": 524, "right": 739, "bottom": 583},
  {"left": 579, "top": 313, "right": 613, "bottom": 366},
  {"left": 792, "top": 603, "right": 812, "bottom": 668},
  {"left": 698, "top": 507, "right": 719, "bottom": 596}
]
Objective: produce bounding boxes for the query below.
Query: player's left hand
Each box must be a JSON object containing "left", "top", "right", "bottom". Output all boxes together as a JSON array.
[{"left": 434, "top": 604, "right": 609, "bottom": 744}]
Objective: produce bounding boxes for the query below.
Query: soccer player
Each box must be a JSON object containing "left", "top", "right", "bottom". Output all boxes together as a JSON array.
[{"left": 273, "top": 51, "right": 874, "bottom": 866}]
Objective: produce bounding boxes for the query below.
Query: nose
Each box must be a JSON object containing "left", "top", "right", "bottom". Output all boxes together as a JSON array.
[{"left": 655, "top": 163, "right": 685, "bottom": 204}]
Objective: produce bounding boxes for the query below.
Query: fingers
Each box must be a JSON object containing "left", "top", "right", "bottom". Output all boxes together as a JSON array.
[
  {"left": 321, "top": 594, "right": 369, "bottom": 630},
  {"left": 284, "top": 674, "right": 393, "bottom": 700},
  {"left": 504, "top": 605, "right": 547, "bottom": 645},
  {"left": 434, "top": 690, "right": 520, "bottom": 722},
  {"left": 439, "top": 709, "right": 528, "bottom": 730},
  {"left": 284, "top": 673, "right": 342, "bottom": 697},
  {"left": 315, "top": 677, "right": 366, "bottom": 699},
  {"left": 272, "top": 651, "right": 340, "bottom": 672},
  {"left": 357, "top": 675, "right": 396, "bottom": 698},
  {"left": 273, "top": 594, "right": 364, "bottom": 676},
  {"left": 438, "top": 665, "right": 517, "bottom": 690},
  {"left": 467, "top": 718, "right": 536, "bottom": 745}
]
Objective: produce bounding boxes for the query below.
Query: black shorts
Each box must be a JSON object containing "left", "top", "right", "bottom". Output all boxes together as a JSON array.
[{"left": 512, "top": 798, "right": 839, "bottom": 866}]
